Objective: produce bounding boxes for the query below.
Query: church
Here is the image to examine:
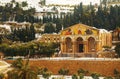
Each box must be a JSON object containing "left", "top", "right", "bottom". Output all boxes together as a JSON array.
[
  {"left": 40, "top": 23, "right": 112, "bottom": 56},
  {"left": 60, "top": 23, "right": 112, "bottom": 56}
]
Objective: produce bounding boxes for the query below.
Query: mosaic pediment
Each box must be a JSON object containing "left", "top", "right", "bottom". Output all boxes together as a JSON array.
[{"left": 61, "top": 24, "right": 99, "bottom": 36}]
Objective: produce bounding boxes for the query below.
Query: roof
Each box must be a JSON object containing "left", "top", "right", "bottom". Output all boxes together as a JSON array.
[{"left": 61, "top": 23, "right": 99, "bottom": 31}]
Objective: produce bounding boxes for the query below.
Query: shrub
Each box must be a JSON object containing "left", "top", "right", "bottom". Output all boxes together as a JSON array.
[
  {"left": 42, "top": 71, "right": 52, "bottom": 79},
  {"left": 77, "top": 68, "right": 88, "bottom": 75},
  {"left": 104, "top": 76, "right": 113, "bottom": 79},
  {"left": 58, "top": 68, "right": 69, "bottom": 76},
  {"left": 115, "top": 44, "right": 120, "bottom": 57},
  {"left": 79, "top": 73, "right": 84, "bottom": 79},
  {"left": 91, "top": 73, "right": 101, "bottom": 79},
  {"left": 72, "top": 74, "right": 78, "bottom": 79},
  {"left": 0, "top": 73, "right": 4, "bottom": 79},
  {"left": 114, "top": 69, "right": 120, "bottom": 79}
]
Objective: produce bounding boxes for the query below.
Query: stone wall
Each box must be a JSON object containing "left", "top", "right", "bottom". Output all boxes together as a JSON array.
[{"left": 6, "top": 60, "right": 120, "bottom": 76}]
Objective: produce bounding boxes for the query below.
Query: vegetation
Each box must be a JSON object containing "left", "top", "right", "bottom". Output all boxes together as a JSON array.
[
  {"left": 7, "top": 24, "right": 35, "bottom": 42},
  {"left": 7, "top": 58, "right": 37, "bottom": 79},
  {"left": 91, "top": 73, "right": 101, "bottom": 79},
  {"left": 114, "top": 69, "right": 120, "bottom": 79},
  {"left": 0, "top": 73, "right": 4, "bottom": 79},
  {"left": 0, "top": 1, "right": 120, "bottom": 34},
  {"left": 72, "top": 74, "right": 78, "bottom": 79},
  {"left": 104, "top": 76, "right": 113, "bottom": 79},
  {"left": 44, "top": 22, "right": 56, "bottom": 33},
  {"left": 42, "top": 3, "right": 120, "bottom": 33},
  {"left": 0, "top": 42, "right": 59, "bottom": 57},
  {"left": 115, "top": 44, "right": 120, "bottom": 57},
  {"left": 58, "top": 68, "right": 69, "bottom": 76}
]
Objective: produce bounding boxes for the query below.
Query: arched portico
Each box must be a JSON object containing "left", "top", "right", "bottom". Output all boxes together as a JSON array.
[
  {"left": 76, "top": 37, "right": 84, "bottom": 53},
  {"left": 65, "top": 37, "right": 72, "bottom": 53},
  {"left": 88, "top": 37, "right": 96, "bottom": 52}
]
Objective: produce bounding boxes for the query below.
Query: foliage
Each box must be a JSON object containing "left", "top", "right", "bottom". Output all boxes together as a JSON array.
[
  {"left": 58, "top": 68, "right": 69, "bottom": 76},
  {"left": 42, "top": 71, "right": 52, "bottom": 79},
  {"left": 114, "top": 69, "right": 120, "bottom": 79},
  {"left": 22, "top": 1, "right": 28, "bottom": 7},
  {"left": 0, "top": 73, "right": 4, "bottom": 79},
  {"left": 8, "top": 24, "right": 35, "bottom": 42},
  {"left": 0, "top": 1, "right": 37, "bottom": 23},
  {"left": 37, "top": 68, "right": 52, "bottom": 79},
  {"left": 77, "top": 68, "right": 88, "bottom": 75},
  {"left": 7, "top": 58, "right": 38, "bottom": 79},
  {"left": 42, "top": 3, "right": 120, "bottom": 33},
  {"left": 91, "top": 73, "right": 101, "bottom": 79},
  {"left": 79, "top": 73, "right": 84, "bottom": 79},
  {"left": 72, "top": 74, "right": 78, "bottom": 79},
  {"left": 104, "top": 76, "right": 113, "bottom": 79},
  {"left": 0, "top": 42, "right": 58, "bottom": 57},
  {"left": 115, "top": 44, "right": 120, "bottom": 57},
  {"left": 44, "top": 22, "right": 56, "bottom": 33},
  {"left": 12, "top": 58, "right": 24, "bottom": 69}
]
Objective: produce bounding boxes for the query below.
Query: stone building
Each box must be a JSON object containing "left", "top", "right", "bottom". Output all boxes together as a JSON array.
[
  {"left": 60, "top": 24, "right": 112, "bottom": 55},
  {"left": 39, "top": 34, "right": 60, "bottom": 43},
  {"left": 39, "top": 23, "right": 112, "bottom": 56},
  {"left": 112, "top": 28, "right": 120, "bottom": 44}
]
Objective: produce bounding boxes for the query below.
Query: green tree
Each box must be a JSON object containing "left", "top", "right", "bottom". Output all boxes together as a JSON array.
[
  {"left": 72, "top": 74, "right": 78, "bottom": 79},
  {"left": 91, "top": 73, "right": 100, "bottom": 79},
  {"left": 104, "top": 76, "right": 113, "bottom": 79},
  {"left": 8, "top": 58, "right": 38, "bottom": 79},
  {"left": 0, "top": 73, "right": 4, "bottom": 79},
  {"left": 58, "top": 68, "right": 69, "bottom": 76},
  {"left": 115, "top": 44, "right": 120, "bottom": 57},
  {"left": 44, "top": 22, "right": 55, "bottom": 33},
  {"left": 37, "top": 68, "right": 52, "bottom": 79},
  {"left": 22, "top": 1, "right": 28, "bottom": 7}
]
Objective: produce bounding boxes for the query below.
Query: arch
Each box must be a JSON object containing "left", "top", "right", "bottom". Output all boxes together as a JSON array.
[
  {"left": 88, "top": 37, "right": 96, "bottom": 52},
  {"left": 87, "top": 36, "right": 96, "bottom": 41},
  {"left": 76, "top": 37, "right": 84, "bottom": 53},
  {"left": 76, "top": 37, "right": 83, "bottom": 41},
  {"left": 65, "top": 37, "right": 72, "bottom": 53},
  {"left": 75, "top": 36, "right": 85, "bottom": 41}
]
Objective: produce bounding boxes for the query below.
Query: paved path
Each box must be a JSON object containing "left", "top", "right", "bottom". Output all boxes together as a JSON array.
[
  {"left": 0, "top": 60, "right": 11, "bottom": 73},
  {"left": 28, "top": 57, "right": 120, "bottom": 61}
]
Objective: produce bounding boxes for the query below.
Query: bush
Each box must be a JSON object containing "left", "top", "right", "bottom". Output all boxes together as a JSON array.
[
  {"left": 79, "top": 73, "right": 84, "bottom": 79},
  {"left": 115, "top": 44, "right": 120, "bottom": 57},
  {"left": 91, "top": 73, "right": 101, "bottom": 79},
  {"left": 114, "top": 69, "right": 120, "bottom": 79},
  {"left": 42, "top": 71, "right": 52, "bottom": 79},
  {"left": 0, "top": 73, "right": 4, "bottom": 79},
  {"left": 104, "top": 76, "right": 113, "bottom": 79},
  {"left": 77, "top": 68, "right": 88, "bottom": 75},
  {"left": 58, "top": 68, "right": 69, "bottom": 76},
  {"left": 72, "top": 74, "right": 78, "bottom": 79}
]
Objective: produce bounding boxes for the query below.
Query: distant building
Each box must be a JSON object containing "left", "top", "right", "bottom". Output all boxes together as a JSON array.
[
  {"left": 100, "top": 0, "right": 120, "bottom": 7},
  {"left": 39, "top": 34, "right": 60, "bottom": 43},
  {"left": 107, "top": 0, "right": 120, "bottom": 6}
]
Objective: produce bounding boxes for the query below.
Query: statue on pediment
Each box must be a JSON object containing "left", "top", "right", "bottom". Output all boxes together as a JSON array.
[
  {"left": 85, "top": 29, "right": 93, "bottom": 35},
  {"left": 78, "top": 29, "right": 82, "bottom": 35},
  {"left": 65, "top": 28, "right": 72, "bottom": 35}
]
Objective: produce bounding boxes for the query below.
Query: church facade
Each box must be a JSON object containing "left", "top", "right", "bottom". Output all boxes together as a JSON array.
[
  {"left": 60, "top": 24, "right": 112, "bottom": 55},
  {"left": 39, "top": 23, "right": 112, "bottom": 56}
]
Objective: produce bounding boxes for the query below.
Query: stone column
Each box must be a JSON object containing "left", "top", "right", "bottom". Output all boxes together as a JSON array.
[
  {"left": 96, "top": 40, "right": 100, "bottom": 52},
  {"left": 72, "top": 41, "right": 76, "bottom": 54},
  {"left": 84, "top": 41, "right": 87, "bottom": 53}
]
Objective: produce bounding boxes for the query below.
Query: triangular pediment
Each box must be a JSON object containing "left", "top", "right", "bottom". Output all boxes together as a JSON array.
[{"left": 61, "top": 23, "right": 99, "bottom": 36}]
